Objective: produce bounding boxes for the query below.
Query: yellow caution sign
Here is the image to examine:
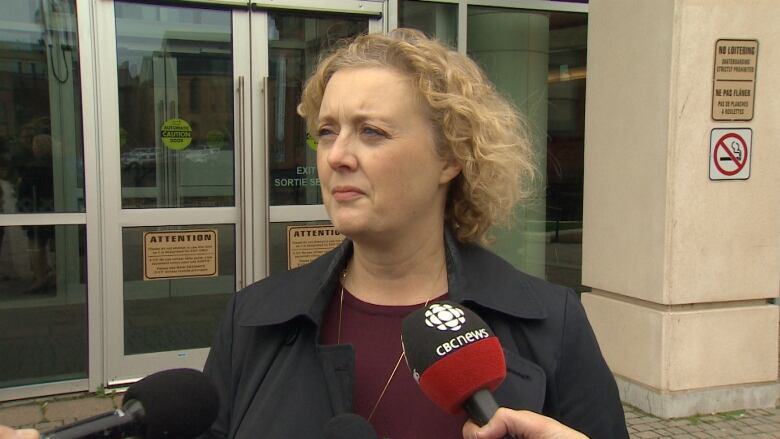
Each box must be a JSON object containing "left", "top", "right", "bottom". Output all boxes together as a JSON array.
[
  {"left": 306, "top": 132, "right": 318, "bottom": 151},
  {"left": 160, "top": 118, "right": 192, "bottom": 150}
]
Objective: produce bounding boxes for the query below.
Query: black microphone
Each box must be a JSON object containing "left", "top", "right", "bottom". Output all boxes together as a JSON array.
[
  {"left": 41, "top": 368, "right": 219, "bottom": 439},
  {"left": 323, "top": 414, "right": 378, "bottom": 439},
  {"left": 401, "top": 301, "right": 511, "bottom": 438}
]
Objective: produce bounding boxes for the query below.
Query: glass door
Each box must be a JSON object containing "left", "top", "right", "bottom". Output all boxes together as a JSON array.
[
  {"left": 0, "top": 0, "right": 90, "bottom": 399},
  {"left": 97, "top": 0, "right": 250, "bottom": 382},
  {"left": 97, "top": 0, "right": 382, "bottom": 383},
  {"left": 250, "top": 2, "right": 383, "bottom": 275}
]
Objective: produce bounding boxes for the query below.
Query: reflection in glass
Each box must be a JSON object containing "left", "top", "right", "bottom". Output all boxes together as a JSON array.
[
  {"left": 0, "top": 0, "right": 85, "bottom": 214},
  {"left": 115, "top": 2, "right": 234, "bottom": 209},
  {"left": 267, "top": 13, "right": 367, "bottom": 206},
  {"left": 121, "top": 224, "right": 235, "bottom": 355},
  {"left": 467, "top": 8, "right": 588, "bottom": 291},
  {"left": 0, "top": 225, "right": 87, "bottom": 388},
  {"left": 544, "top": 13, "right": 588, "bottom": 291},
  {"left": 399, "top": 0, "right": 458, "bottom": 49}
]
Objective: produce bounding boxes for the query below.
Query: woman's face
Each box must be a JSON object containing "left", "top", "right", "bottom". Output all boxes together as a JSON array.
[{"left": 316, "top": 67, "right": 461, "bottom": 242}]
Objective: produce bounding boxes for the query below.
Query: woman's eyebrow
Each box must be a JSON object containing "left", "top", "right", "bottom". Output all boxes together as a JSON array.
[{"left": 320, "top": 110, "right": 395, "bottom": 126}]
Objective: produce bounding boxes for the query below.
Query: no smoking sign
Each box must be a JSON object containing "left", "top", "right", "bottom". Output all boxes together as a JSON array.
[{"left": 709, "top": 128, "right": 752, "bottom": 180}]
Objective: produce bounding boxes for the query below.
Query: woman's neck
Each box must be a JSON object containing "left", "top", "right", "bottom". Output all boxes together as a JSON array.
[{"left": 345, "top": 227, "right": 448, "bottom": 306}]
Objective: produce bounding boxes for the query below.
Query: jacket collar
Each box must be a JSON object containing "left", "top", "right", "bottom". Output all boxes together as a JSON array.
[
  {"left": 442, "top": 228, "right": 547, "bottom": 320},
  {"left": 237, "top": 228, "right": 547, "bottom": 327}
]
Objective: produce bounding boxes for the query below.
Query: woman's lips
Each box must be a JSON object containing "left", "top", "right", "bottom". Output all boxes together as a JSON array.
[{"left": 331, "top": 186, "right": 365, "bottom": 201}]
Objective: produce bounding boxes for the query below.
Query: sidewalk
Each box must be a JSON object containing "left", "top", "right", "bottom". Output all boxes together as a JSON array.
[
  {"left": 623, "top": 404, "right": 780, "bottom": 438},
  {"left": 1, "top": 392, "right": 779, "bottom": 437}
]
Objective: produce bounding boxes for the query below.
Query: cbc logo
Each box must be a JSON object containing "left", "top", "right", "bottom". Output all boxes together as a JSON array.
[{"left": 425, "top": 303, "right": 466, "bottom": 331}]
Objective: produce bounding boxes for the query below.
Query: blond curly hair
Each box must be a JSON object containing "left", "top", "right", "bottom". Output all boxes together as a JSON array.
[{"left": 298, "top": 29, "right": 537, "bottom": 244}]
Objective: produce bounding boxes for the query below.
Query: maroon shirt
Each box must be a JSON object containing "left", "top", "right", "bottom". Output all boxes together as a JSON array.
[{"left": 320, "top": 287, "right": 469, "bottom": 438}]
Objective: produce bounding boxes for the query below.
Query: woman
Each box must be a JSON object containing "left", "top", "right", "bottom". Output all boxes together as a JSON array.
[{"left": 199, "top": 29, "right": 627, "bottom": 438}]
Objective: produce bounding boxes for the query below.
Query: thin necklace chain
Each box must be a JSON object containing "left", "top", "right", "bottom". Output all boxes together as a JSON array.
[{"left": 338, "top": 261, "right": 446, "bottom": 422}]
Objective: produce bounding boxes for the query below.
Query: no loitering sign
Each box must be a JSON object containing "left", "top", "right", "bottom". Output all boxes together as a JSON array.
[
  {"left": 712, "top": 39, "right": 758, "bottom": 121},
  {"left": 709, "top": 128, "right": 752, "bottom": 181}
]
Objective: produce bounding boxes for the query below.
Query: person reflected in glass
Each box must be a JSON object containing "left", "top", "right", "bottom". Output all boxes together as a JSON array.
[
  {"left": 0, "top": 139, "right": 17, "bottom": 283},
  {"left": 15, "top": 132, "right": 56, "bottom": 294},
  {"left": 199, "top": 30, "right": 628, "bottom": 438}
]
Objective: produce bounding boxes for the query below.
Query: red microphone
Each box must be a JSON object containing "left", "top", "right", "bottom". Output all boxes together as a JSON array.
[{"left": 401, "top": 301, "right": 509, "bottom": 434}]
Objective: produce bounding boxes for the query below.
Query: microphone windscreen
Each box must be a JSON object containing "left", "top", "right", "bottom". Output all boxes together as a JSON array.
[
  {"left": 324, "top": 414, "right": 378, "bottom": 439},
  {"left": 401, "top": 301, "right": 506, "bottom": 414},
  {"left": 123, "top": 368, "right": 219, "bottom": 439}
]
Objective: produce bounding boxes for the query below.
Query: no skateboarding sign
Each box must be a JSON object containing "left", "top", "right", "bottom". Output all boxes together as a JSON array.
[{"left": 709, "top": 128, "right": 751, "bottom": 180}]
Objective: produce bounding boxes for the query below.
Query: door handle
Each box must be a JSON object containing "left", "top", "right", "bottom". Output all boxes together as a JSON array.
[
  {"left": 237, "top": 75, "right": 247, "bottom": 289},
  {"left": 262, "top": 76, "right": 270, "bottom": 275}
]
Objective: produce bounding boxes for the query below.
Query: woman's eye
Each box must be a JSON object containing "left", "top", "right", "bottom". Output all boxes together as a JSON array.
[
  {"left": 362, "top": 126, "right": 386, "bottom": 138},
  {"left": 318, "top": 128, "right": 335, "bottom": 137}
]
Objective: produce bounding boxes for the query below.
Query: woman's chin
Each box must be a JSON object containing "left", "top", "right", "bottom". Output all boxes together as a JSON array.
[
  {"left": 330, "top": 223, "right": 363, "bottom": 239},
  {"left": 329, "top": 219, "right": 378, "bottom": 242}
]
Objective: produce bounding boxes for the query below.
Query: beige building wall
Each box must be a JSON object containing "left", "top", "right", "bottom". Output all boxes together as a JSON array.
[{"left": 582, "top": 0, "right": 780, "bottom": 418}]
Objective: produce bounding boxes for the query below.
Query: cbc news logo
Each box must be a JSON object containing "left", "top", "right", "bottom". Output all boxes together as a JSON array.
[{"left": 425, "top": 303, "right": 466, "bottom": 331}]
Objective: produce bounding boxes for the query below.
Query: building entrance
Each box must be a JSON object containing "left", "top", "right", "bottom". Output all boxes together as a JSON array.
[{"left": 0, "top": 0, "right": 382, "bottom": 398}]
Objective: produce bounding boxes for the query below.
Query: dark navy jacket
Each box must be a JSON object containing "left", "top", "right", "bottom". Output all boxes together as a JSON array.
[{"left": 199, "top": 231, "right": 628, "bottom": 438}]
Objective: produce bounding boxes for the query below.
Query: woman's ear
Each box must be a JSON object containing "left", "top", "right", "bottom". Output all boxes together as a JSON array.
[{"left": 439, "top": 159, "right": 462, "bottom": 185}]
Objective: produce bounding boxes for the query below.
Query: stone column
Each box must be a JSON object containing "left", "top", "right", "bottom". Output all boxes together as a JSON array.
[{"left": 582, "top": 0, "right": 779, "bottom": 418}]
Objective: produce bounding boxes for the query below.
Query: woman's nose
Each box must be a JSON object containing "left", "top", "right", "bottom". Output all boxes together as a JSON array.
[{"left": 325, "top": 132, "right": 358, "bottom": 171}]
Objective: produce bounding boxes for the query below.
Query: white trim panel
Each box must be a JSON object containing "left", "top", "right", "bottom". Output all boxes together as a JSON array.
[
  {"left": 0, "top": 380, "right": 89, "bottom": 403},
  {"left": 466, "top": 0, "right": 587, "bottom": 13},
  {"left": 106, "top": 348, "right": 210, "bottom": 385},
  {"left": 250, "top": 11, "right": 270, "bottom": 282},
  {"left": 0, "top": 214, "right": 86, "bottom": 226},
  {"left": 252, "top": 0, "right": 384, "bottom": 15},
  {"left": 234, "top": 10, "right": 253, "bottom": 289},
  {"left": 174, "top": 0, "right": 249, "bottom": 6},
  {"left": 116, "top": 208, "right": 238, "bottom": 227},
  {"left": 387, "top": 0, "right": 398, "bottom": 30},
  {"left": 269, "top": 205, "right": 330, "bottom": 222},
  {"left": 77, "top": 0, "right": 105, "bottom": 393},
  {"left": 93, "top": 0, "right": 123, "bottom": 390},
  {"left": 458, "top": 1, "right": 467, "bottom": 54}
]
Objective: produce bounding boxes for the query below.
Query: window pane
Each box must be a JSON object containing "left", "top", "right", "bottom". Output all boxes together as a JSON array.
[
  {"left": 468, "top": 7, "right": 588, "bottom": 291},
  {"left": 121, "top": 224, "right": 235, "bottom": 355},
  {"left": 267, "top": 13, "right": 367, "bottom": 206},
  {"left": 0, "top": 0, "right": 85, "bottom": 214},
  {"left": 0, "top": 225, "right": 87, "bottom": 388},
  {"left": 399, "top": 0, "right": 458, "bottom": 48},
  {"left": 115, "top": 2, "right": 234, "bottom": 209},
  {"left": 545, "top": 13, "right": 588, "bottom": 290}
]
